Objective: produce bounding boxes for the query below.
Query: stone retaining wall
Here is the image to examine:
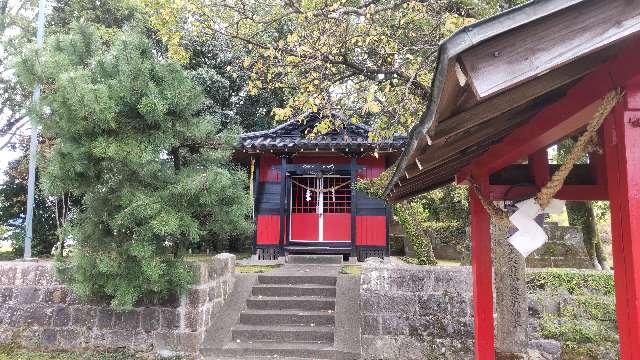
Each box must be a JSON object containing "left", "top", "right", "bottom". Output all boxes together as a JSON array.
[
  {"left": 526, "top": 223, "right": 593, "bottom": 269},
  {"left": 360, "top": 260, "right": 475, "bottom": 360},
  {"left": 0, "top": 253, "right": 235, "bottom": 357},
  {"left": 360, "top": 262, "right": 615, "bottom": 360}
]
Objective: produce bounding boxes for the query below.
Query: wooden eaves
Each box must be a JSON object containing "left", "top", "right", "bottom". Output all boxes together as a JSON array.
[{"left": 385, "top": 0, "right": 640, "bottom": 202}]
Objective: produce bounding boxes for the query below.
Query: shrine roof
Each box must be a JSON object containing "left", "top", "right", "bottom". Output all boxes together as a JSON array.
[
  {"left": 385, "top": 0, "right": 640, "bottom": 202},
  {"left": 236, "top": 113, "right": 406, "bottom": 154}
]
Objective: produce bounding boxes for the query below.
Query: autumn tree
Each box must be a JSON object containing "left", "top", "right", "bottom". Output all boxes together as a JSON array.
[{"left": 142, "top": 0, "right": 517, "bottom": 139}]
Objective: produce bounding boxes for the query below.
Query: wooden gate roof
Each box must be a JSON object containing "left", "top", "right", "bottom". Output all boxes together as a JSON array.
[{"left": 385, "top": 0, "right": 640, "bottom": 202}]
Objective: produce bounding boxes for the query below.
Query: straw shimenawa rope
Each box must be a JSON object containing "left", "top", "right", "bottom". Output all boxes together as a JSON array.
[
  {"left": 472, "top": 88, "right": 623, "bottom": 228},
  {"left": 535, "top": 89, "right": 623, "bottom": 209},
  {"left": 291, "top": 179, "right": 351, "bottom": 193}
]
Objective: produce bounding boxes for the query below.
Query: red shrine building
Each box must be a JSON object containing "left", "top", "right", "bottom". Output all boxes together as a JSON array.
[
  {"left": 235, "top": 114, "right": 405, "bottom": 261},
  {"left": 385, "top": 0, "right": 640, "bottom": 359}
]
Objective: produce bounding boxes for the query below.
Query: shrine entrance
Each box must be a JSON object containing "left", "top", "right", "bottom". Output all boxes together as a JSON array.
[{"left": 289, "top": 175, "right": 352, "bottom": 243}]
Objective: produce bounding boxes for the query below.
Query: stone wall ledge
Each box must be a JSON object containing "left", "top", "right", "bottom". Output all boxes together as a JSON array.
[{"left": 0, "top": 253, "right": 235, "bottom": 357}]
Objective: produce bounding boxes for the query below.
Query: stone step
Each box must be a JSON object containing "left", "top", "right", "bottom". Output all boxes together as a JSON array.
[
  {"left": 239, "top": 309, "right": 335, "bottom": 326},
  {"left": 286, "top": 255, "right": 344, "bottom": 265},
  {"left": 258, "top": 274, "right": 337, "bottom": 286},
  {"left": 252, "top": 284, "right": 337, "bottom": 297},
  {"left": 231, "top": 324, "right": 334, "bottom": 343},
  {"left": 201, "top": 341, "right": 338, "bottom": 359},
  {"left": 246, "top": 296, "right": 336, "bottom": 311}
]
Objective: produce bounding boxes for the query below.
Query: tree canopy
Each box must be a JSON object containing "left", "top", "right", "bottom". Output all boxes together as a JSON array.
[
  {"left": 15, "top": 22, "right": 253, "bottom": 308},
  {"left": 141, "top": 0, "right": 524, "bottom": 139}
]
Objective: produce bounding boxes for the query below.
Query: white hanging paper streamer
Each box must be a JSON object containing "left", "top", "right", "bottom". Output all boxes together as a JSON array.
[
  {"left": 306, "top": 189, "right": 311, "bottom": 202},
  {"left": 508, "top": 198, "right": 565, "bottom": 257}
]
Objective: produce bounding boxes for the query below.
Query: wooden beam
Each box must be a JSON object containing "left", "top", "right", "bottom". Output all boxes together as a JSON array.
[
  {"left": 405, "top": 50, "right": 615, "bottom": 180},
  {"left": 487, "top": 185, "right": 608, "bottom": 201},
  {"left": 465, "top": 71, "right": 613, "bottom": 177},
  {"left": 457, "top": 36, "right": 640, "bottom": 184},
  {"left": 459, "top": 0, "right": 640, "bottom": 99},
  {"left": 490, "top": 164, "right": 597, "bottom": 186},
  {"left": 528, "top": 149, "right": 550, "bottom": 188},
  {"left": 405, "top": 103, "right": 542, "bottom": 179}
]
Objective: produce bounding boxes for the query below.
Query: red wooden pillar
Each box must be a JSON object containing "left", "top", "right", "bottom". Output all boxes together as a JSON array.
[
  {"left": 603, "top": 82, "right": 640, "bottom": 359},
  {"left": 470, "top": 175, "right": 495, "bottom": 360}
]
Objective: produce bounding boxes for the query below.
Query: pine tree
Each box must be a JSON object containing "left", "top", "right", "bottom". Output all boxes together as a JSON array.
[{"left": 15, "top": 23, "right": 253, "bottom": 309}]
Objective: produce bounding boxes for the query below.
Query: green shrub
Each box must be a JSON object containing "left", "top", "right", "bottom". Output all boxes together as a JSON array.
[{"left": 527, "top": 269, "right": 614, "bottom": 296}]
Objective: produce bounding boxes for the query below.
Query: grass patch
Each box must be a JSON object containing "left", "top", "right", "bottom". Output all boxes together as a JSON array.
[
  {"left": 185, "top": 251, "right": 252, "bottom": 262},
  {"left": 0, "top": 246, "right": 15, "bottom": 261},
  {"left": 234, "top": 252, "right": 252, "bottom": 260},
  {"left": 236, "top": 264, "right": 280, "bottom": 273},
  {"left": 399, "top": 257, "right": 460, "bottom": 266},
  {"left": 529, "top": 269, "right": 618, "bottom": 359},
  {"left": 437, "top": 259, "right": 461, "bottom": 266},
  {"left": 527, "top": 269, "right": 614, "bottom": 296},
  {"left": 340, "top": 265, "right": 362, "bottom": 275},
  {"left": 399, "top": 256, "right": 420, "bottom": 265}
]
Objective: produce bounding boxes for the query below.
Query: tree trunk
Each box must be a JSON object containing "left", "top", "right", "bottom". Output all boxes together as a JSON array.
[
  {"left": 566, "top": 201, "right": 607, "bottom": 270},
  {"left": 492, "top": 222, "right": 528, "bottom": 358}
]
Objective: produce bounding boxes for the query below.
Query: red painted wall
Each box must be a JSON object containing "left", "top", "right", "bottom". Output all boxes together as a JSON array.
[
  {"left": 355, "top": 216, "right": 386, "bottom": 246},
  {"left": 259, "top": 155, "right": 281, "bottom": 182},
  {"left": 357, "top": 156, "right": 385, "bottom": 179},
  {"left": 256, "top": 215, "right": 280, "bottom": 245},
  {"left": 323, "top": 213, "right": 351, "bottom": 241},
  {"left": 290, "top": 213, "right": 319, "bottom": 241}
]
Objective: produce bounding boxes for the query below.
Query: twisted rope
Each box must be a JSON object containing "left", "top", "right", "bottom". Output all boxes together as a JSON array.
[
  {"left": 471, "top": 88, "right": 623, "bottom": 228},
  {"left": 291, "top": 179, "right": 351, "bottom": 193},
  {"left": 535, "top": 89, "right": 623, "bottom": 209}
]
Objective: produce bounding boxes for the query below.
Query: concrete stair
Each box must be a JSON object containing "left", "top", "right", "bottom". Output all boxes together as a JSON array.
[
  {"left": 202, "top": 256, "right": 356, "bottom": 359},
  {"left": 201, "top": 341, "right": 339, "bottom": 359},
  {"left": 252, "top": 284, "right": 337, "bottom": 297},
  {"left": 286, "top": 254, "right": 344, "bottom": 265}
]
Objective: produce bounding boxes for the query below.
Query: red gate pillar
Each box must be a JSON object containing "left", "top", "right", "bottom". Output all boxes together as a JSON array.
[
  {"left": 470, "top": 176, "right": 495, "bottom": 359},
  {"left": 603, "top": 83, "right": 640, "bottom": 359}
]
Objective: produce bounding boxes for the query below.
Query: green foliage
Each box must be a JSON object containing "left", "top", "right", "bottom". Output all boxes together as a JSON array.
[
  {"left": 235, "top": 264, "right": 281, "bottom": 273},
  {"left": 0, "top": 148, "right": 59, "bottom": 258},
  {"left": 141, "top": 0, "right": 516, "bottom": 140},
  {"left": 419, "top": 184, "right": 469, "bottom": 224},
  {"left": 0, "top": 343, "right": 175, "bottom": 360},
  {"left": 539, "top": 316, "right": 617, "bottom": 345},
  {"left": 527, "top": 269, "right": 615, "bottom": 296},
  {"left": 427, "top": 221, "right": 466, "bottom": 249},
  {"left": 182, "top": 34, "right": 288, "bottom": 133},
  {"left": 15, "top": 23, "right": 253, "bottom": 309},
  {"left": 356, "top": 168, "right": 436, "bottom": 265},
  {"left": 340, "top": 265, "right": 362, "bottom": 275},
  {"left": 395, "top": 201, "right": 437, "bottom": 265},
  {"left": 529, "top": 269, "right": 618, "bottom": 359},
  {"left": 555, "top": 138, "right": 609, "bottom": 269},
  {"left": 562, "top": 295, "right": 617, "bottom": 321}
]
